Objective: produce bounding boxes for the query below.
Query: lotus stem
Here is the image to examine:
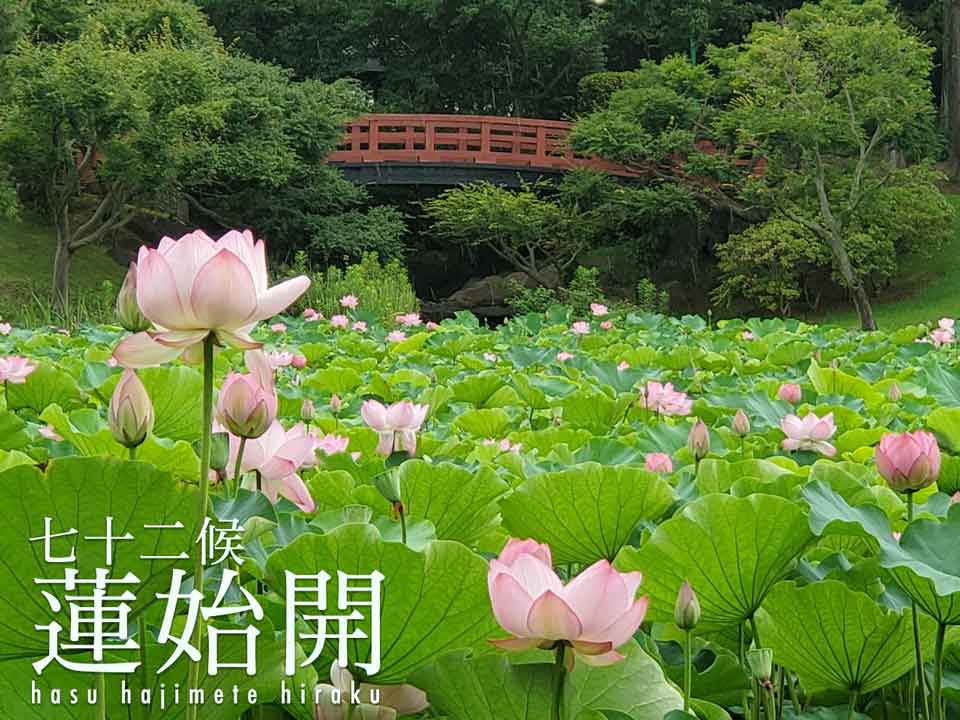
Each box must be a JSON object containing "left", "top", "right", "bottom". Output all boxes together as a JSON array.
[
  {"left": 848, "top": 689, "right": 859, "bottom": 720},
  {"left": 933, "top": 623, "right": 946, "bottom": 720},
  {"left": 552, "top": 643, "right": 567, "bottom": 720},
  {"left": 186, "top": 333, "right": 216, "bottom": 720},
  {"left": 97, "top": 672, "right": 107, "bottom": 720},
  {"left": 234, "top": 436, "right": 247, "bottom": 498},
  {"left": 750, "top": 614, "right": 762, "bottom": 648},
  {"left": 787, "top": 671, "right": 800, "bottom": 715},
  {"left": 906, "top": 492, "right": 930, "bottom": 720},
  {"left": 129, "top": 446, "right": 137, "bottom": 461},
  {"left": 139, "top": 615, "right": 150, "bottom": 720},
  {"left": 683, "top": 629, "right": 693, "bottom": 713},
  {"left": 399, "top": 505, "right": 408, "bottom": 546}
]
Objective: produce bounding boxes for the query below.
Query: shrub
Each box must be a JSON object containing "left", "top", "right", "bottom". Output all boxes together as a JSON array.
[
  {"left": 292, "top": 252, "right": 418, "bottom": 322},
  {"left": 635, "top": 277, "right": 670, "bottom": 313},
  {"left": 506, "top": 281, "right": 559, "bottom": 315},
  {"left": 562, "top": 266, "right": 604, "bottom": 316}
]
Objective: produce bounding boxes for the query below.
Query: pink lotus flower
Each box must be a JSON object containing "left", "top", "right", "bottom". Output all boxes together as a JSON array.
[
  {"left": 107, "top": 357, "right": 119, "bottom": 368},
  {"left": 940, "top": 318, "right": 955, "bottom": 331},
  {"left": 640, "top": 381, "right": 692, "bottom": 416},
  {"left": 617, "top": 361, "right": 630, "bottom": 371},
  {"left": 930, "top": 328, "right": 955, "bottom": 347},
  {"left": 644, "top": 453, "right": 673, "bottom": 473},
  {"left": 38, "top": 425, "right": 63, "bottom": 442},
  {"left": 314, "top": 663, "right": 428, "bottom": 720},
  {"left": 267, "top": 351, "right": 294, "bottom": 368},
  {"left": 732, "top": 409, "right": 751, "bottom": 436},
  {"left": 0, "top": 322, "right": 11, "bottom": 335},
  {"left": 951, "top": 491, "right": 960, "bottom": 505},
  {"left": 330, "top": 394, "right": 343, "bottom": 413},
  {"left": 352, "top": 321, "right": 368, "bottom": 332},
  {"left": 600, "top": 320, "right": 613, "bottom": 331},
  {"left": 315, "top": 434, "right": 349, "bottom": 456},
  {"left": 425, "top": 321, "right": 440, "bottom": 331},
  {"left": 291, "top": 354, "right": 307, "bottom": 370},
  {"left": 109, "top": 369, "right": 154, "bottom": 448},
  {"left": 888, "top": 383, "right": 902, "bottom": 402},
  {"left": 687, "top": 419, "right": 710, "bottom": 460},
  {"left": 222, "top": 419, "right": 316, "bottom": 512},
  {"left": 216, "top": 350, "right": 277, "bottom": 439},
  {"left": 484, "top": 352, "right": 498, "bottom": 363},
  {"left": 270, "top": 322, "right": 287, "bottom": 333},
  {"left": 303, "top": 308, "right": 321, "bottom": 322},
  {"left": 488, "top": 538, "right": 647, "bottom": 667},
  {"left": 113, "top": 230, "right": 309, "bottom": 368},
  {"left": 361, "top": 399, "right": 428, "bottom": 457},
  {"left": 330, "top": 315, "right": 349, "bottom": 329},
  {"left": 893, "top": 531, "right": 902, "bottom": 542},
  {"left": 875, "top": 430, "right": 941, "bottom": 493},
  {"left": 387, "top": 331, "right": 407, "bottom": 343},
  {"left": 570, "top": 321, "right": 591, "bottom": 336},
  {"left": 340, "top": 295, "right": 359, "bottom": 309},
  {"left": 590, "top": 303, "right": 608, "bottom": 317},
  {"left": 777, "top": 383, "right": 802, "bottom": 404},
  {"left": 556, "top": 351, "right": 575, "bottom": 362},
  {"left": 0, "top": 356, "right": 37, "bottom": 384},
  {"left": 396, "top": 312, "right": 422, "bottom": 327},
  {"left": 742, "top": 330, "right": 755, "bottom": 340},
  {"left": 484, "top": 438, "right": 522, "bottom": 453},
  {"left": 781, "top": 412, "right": 837, "bottom": 457}
]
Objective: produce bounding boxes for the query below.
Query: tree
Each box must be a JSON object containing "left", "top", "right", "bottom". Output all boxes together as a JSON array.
[{"left": 720, "top": 0, "right": 940, "bottom": 330}]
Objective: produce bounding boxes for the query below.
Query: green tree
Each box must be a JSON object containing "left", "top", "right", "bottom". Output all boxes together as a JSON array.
[{"left": 720, "top": 0, "right": 940, "bottom": 329}]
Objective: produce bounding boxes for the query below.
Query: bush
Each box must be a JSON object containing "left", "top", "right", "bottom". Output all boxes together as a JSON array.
[
  {"left": 577, "top": 70, "right": 640, "bottom": 111},
  {"left": 562, "top": 266, "right": 604, "bottom": 315},
  {"left": 506, "top": 282, "right": 559, "bottom": 315},
  {"left": 292, "top": 252, "right": 418, "bottom": 322},
  {"left": 636, "top": 277, "right": 670, "bottom": 313}
]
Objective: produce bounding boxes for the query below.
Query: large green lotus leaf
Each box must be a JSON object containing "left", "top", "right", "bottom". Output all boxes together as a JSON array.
[
  {"left": 699, "top": 392, "right": 791, "bottom": 432},
  {"left": 399, "top": 460, "right": 509, "bottom": 545},
  {"left": 264, "top": 524, "right": 498, "bottom": 683},
  {"left": 802, "top": 480, "right": 894, "bottom": 545},
  {"left": 453, "top": 408, "right": 512, "bottom": 437},
  {"left": 0, "top": 410, "right": 29, "bottom": 450},
  {"left": 757, "top": 580, "right": 936, "bottom": 695},
  {"left": 6, "top": 363, "right": 83, "bottom": 414},
  {"left": 559, "top": 391, "right": 632, "bottom": 435},
  {"left": 807, "top": 359, "right": 884, "bottom": 407},
  {"left": 450, "top": 373, "right": 507, "bottom": 407},
  {"left": 0, "top": 457, "right": 199, "bottom": 658},
  {"left": 500, "top": 462, "right": 675, "bottom": 565},
  {"left": 41, "top": 405, "right": 199, "bottom": 481},
  {"left": 927, "top": 407, "right": 960, "bottom": 453},
  {"left": 100, "top": 366, "right": 202, "bottom": 442},
  {"left": 657, "top": 637, "right": 750, "bottom": 707},
  {"left": 696, "top": 458, "right": 797, "bottom": 495},
  {"left": 921, "top": 364, "right": 960, "bottom": 407},
  {"left": 616, "top": 494, "right": 812, "bottom": 630},
  {"left": 305, "top": 366, "right": 364, "bottom": 396},
  {"left": 766, "top": 340, "right": 815, "bottom": 366}
]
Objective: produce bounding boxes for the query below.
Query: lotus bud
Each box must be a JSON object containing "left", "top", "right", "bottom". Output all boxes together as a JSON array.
[
  {"left": 888, "top": 383, "right": 902, "bottom": 402},
  {"left": 292, "top": 353, "right": 307, "bottom": 370},
  {"left": 777, "top": 383, "right": 802, "bottom": 404},
  {"left": 115, "top": 263, "right": 151, "bottom": 332},
  {"left": 732, "top": 409, "right": 750, "bottom": 437},
  {"left": 217, "top": 372, "right": 275, "bottom": 439},
  {"left": 209, "top": 431, "right": 230, "bottom": 472},
  {"left": 875, "top": 430, "right": 941, "bottom": 494},
  {"left": 109, "top": 369, "right": 154, "bottom": 448},
  {"left": 747, "top": 648, "right": 773, "bottom": 682},
  {"left": 674, "top": 580, "right": 701, "bottom": 630},
  {"left": 301, "top": 398, "right": 316, "bottom": 423},
  {"left": 830, "top": 359, "right": 839, "bottom": 370},
  {"left": 688, "top": 419, "right": 710, "bottom": 460},
  {"left": 330, "top": 394, "right": 343, "bottom": 414}
]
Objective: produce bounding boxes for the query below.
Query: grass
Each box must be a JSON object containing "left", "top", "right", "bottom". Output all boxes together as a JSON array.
[
  {"left": 820, "top": 194, "right": 960, "bottom": 329},
  {"left": 0, "top": 212, "right": 125, "bottom": 326}
]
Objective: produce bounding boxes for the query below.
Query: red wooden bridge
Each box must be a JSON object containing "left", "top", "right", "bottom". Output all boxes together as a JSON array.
[{"left": 327, "top": 113, "right": 640, "bottom": 186}]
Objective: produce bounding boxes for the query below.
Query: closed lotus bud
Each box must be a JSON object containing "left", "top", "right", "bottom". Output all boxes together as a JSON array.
[
  {"left": 747, "top": 648, "right": 773, "bottom": 682},
  {"left": 888, "top": 383, "right": 902, "bottom": 402},
  {"left": 875, "top": 430, "right": 941, "bottom": 493},
  {"left": 301, "top": 398, "right": 316, "bottom": 423},
  {"left": 115, "top": 263, "right": 151, "bottom": 333},
  {"left": 209, "top": 431, "right": 230, "bottom": 472},
  {"left": 777, "top": 383, "right": 802, "bottom": 404},
  {"left": 292, "top": 353, "right": 307, "bottom": 370},
  {"left": 688, "top": 419, "right": 710, "bottom": 460},
  {"left": 217, "top": 372, "right": 276, "bottom": 439},
  {"left": 330, "top": 394, "right": 343, "bottom": 414},
  {"left": 109, "top": 369, "right": 154, "bottom": 448},
  {"left": 674, "top": 580, "right": 701, "bottom": 630},
  {"left": 732, "top": 409, "right": 750, "bottom": 437}
]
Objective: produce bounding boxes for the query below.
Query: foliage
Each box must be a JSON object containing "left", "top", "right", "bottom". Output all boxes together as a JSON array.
[
  {"left": 506, "top": 283, "right": 560, "bottom": 316},
  {"left": 636, "top": 277, "right": 670, "bottom": 314},
  {"left": 291, "top": 251, "right": 419, "bottom": 322},
  {"left": 563, "top": 266, "right": 605, "bottom": 316},
  {"left": 578, "top": 70, "right": 640, "bottom": 111}
]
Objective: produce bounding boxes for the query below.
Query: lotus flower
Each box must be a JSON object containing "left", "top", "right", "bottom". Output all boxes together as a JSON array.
[
  {"left": 301, "top": 399, "right": 315, "bottom": 422},
  {"left": 395, "top": 312, "right": 422, "bottom": 327},
  {"left": 570, "top": 321, "right": 591, "bottom": 335},
  {"left": 488, "top": 538, "right": 647, "bottom": 668},
  {"left": 216, "top": 350, "right": 276, "bottom": 439},
  {"left": 330, "top": 394, "right": 343, "bottom": 413},
  {"left": 314, "top": 663, "right": 428, "bottom": 720},
  {"left": 315, "top": 434, "right": 350, "bottom": 456},
  {"left": 425, "top": 321, "right": 439, "bottom": 331},
  {"left": 644, "top": 452, "right": 673, "bottom": 473},
  {"left": 387, "top": 331, "right": 406, "bottom": 343},
  {"left": 617, "top": 361, "right": 630, "bottom": 371},
  {"left": 687, "top": 419, "right": 710, "bottom": 460},
  {"left": 888, "top": 383, "right": 902, "bottom": 402},
  {"left": 930, "top": 328, "right": 955, "bottom": 347},
  {"left": 0, "top": 356, "right": 37, "bottom": 384},
  {"left": 781, "top": 412, "right": 837, "bottom": 456},
  {"left": 732, "top": 409, "right": 750, "bottom": 436},
  {"left": 0, "top": 322, "right": 10, "bottom": 335},
  {"left": 361, "top": 399, "right": 428, "bottom": 457},
  {"left": 116, "top": 263, "right": 151, "bottom": 332},
  {"left": 303, "top": 308, "right": 321, "bottom": 322},
  {"left": 267, "top": 351, "right": 294, "bottom": 368},
  {"left": 674, "top": 580, "right": 701, "bottom": 630},
  {"left": 600, "top": 320, "right": 613, "bottom": 331},
  {"left": 556, "top": 351, "right": 575, "bottom": 362},
  {"left": 112, "top": 230, "right": 310, "bottom": 367},
  {"left": 330, "top": 315, "right": 349, "bottom": 329},
  {"left": 875, "top": 430, "right": 941, "bottom": 493},
  {"left": 223, "top": 419, "right": 316, "bottom": 512},
  {"left": 270, "top": 322, "right": 287, "bottom": 333},
  {"left": 109, "top": 369, "right": 154, "bottom": 448},
  {"left": 590, "top": 303, "right": 608, "bottom": 317},
  {"left": 484, "top": 352, "right": 498, "bottom": 363},
  {"left": 352, "top": 321, "right": 368, "bottom": 332},
  {"left": 640, "top": 381, "right": 692, "bottom": 416},
  {"left": 777, "top": 383, "right": 802, "bottom": 404},
  {"left": 291, "top": 354, "right": 307, "bottom": 369},
  {"left": 340, "top": 295, "right": 359, "bottom": 309},
  {"left": 38, "top": 425, "right": 63, "bottom": 442},
  {"left": 742, "top": 330, "right": 755, "bottom": 340}
]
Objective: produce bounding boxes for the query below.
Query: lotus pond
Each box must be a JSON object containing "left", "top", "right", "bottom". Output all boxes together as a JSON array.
[{"left": 2, "top": 305, "right": 960, "bottom": 720}]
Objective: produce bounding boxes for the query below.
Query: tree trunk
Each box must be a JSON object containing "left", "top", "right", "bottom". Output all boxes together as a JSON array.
[
  {"left": 52, "top": 236, "right": 72, "bottom": 318},
  {"left": 949, "top": 0, "right": 960, "bottom": 179},
  {"left": 827, "top": 229, "right": 877, "bottom": 331}
]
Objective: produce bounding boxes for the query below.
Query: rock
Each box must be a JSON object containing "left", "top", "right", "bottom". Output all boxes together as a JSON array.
[{"left": 422, "top": 268, "right": 559, "bottom": 317}]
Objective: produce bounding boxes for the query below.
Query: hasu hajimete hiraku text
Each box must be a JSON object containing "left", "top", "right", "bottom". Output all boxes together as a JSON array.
[{"left": 27, "top": 515, "right": 385, "bottom": 709}]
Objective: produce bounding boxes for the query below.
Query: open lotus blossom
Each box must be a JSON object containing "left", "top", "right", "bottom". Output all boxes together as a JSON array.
[
  {"left": 488, "top": 538, "right": 648, "bottom": 668},
  {"left": 303, "top": 308, "right": 321, "bottom": 322},
  {"left": 315, "top": 433, "right": 350, "bottom": 456},
  {"left": 929, "top": 328, "right": 955, "bottom": 347},
  {"left": 216, "top": 350, "right": 277, "bottom": 439},
  {"left": 222, "top": 418, "right": 316, "bottom": 512},
  {"left": 395, "top": 312, "right": 422, "bottom": 327},
  {"left": 590, "top": 303, "right": 608, "bottom": 317},
  {"left": 781, "top": 412, "right": 837, "bottom": 457},
  {"left": 484, "top": 438, "right": 522, "bottom": 453},
  {"left": 875, "top": 430, "right": 941, "bottom": 493},
  {"left": 314, "top": 663, "right": 428, "bottom": 720},
  {"left": 617, "top": 361, "right": 630, "bottom": 371},
  {"left": 112, "top": 229, "right": 310, "bottom": 368},
  {"left": 425, "top": 321, "right": 439, "bottom": 331},
  {"left": 330, "top": 315, "right": 349, "bottom": 328},
  {"left": 340, "top": 294, "right": 359, "bottom": 309},
  {"left": 267, "top": 351, "right": 294, "bottom": 368},
  {"left": 600, "top": 320, "right": 613, "bottom": 331},
  {"left": 556, "top": 351, "right": 575, "bottom": 362},
  {"left": 38, "top": 424, "right": 63, "bottom": 442},
  {"left": 0, "top": 322, "right": 10, "bottom": 335},
  {"left": 777, "top": 383, "right": 802, "bottom": 404},
  {"left": 0, "top": 355, "right": 37, "bottom": 384},
  {"left": 940, "top": 318, "right": 955, "bottom": 331},
  {"left": 387, "top": 330, "right": 406, "bottom": 343},
  {"left": 742, "top": 330, "right": 755, "bottom": 340},
  {"left": 362, "top": 399, "right": 428, "bottom": 457},
  {"left": 270, "top": 322, "right": 287, "bottom": 333},
  {"left": 571, "top": 321, "right": 591, "bottom": 335},
  {"left": 352, "top": 321, "right": 368, "bottom": 332},
  {"left": 640, "top": 381, "right": 692, "bottom": 416},
  {"left": 644, "top": 452, "right": 673, "bottom": 473}
]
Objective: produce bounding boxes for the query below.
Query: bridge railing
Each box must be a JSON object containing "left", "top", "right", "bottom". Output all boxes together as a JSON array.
[{"left": 327, "top": 114, "right": 639, "bottom": 176}]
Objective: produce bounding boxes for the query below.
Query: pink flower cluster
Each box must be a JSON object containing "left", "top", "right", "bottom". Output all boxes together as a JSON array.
[{"left": 640, "top": 381, "right": 692, "bottom": 416}]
